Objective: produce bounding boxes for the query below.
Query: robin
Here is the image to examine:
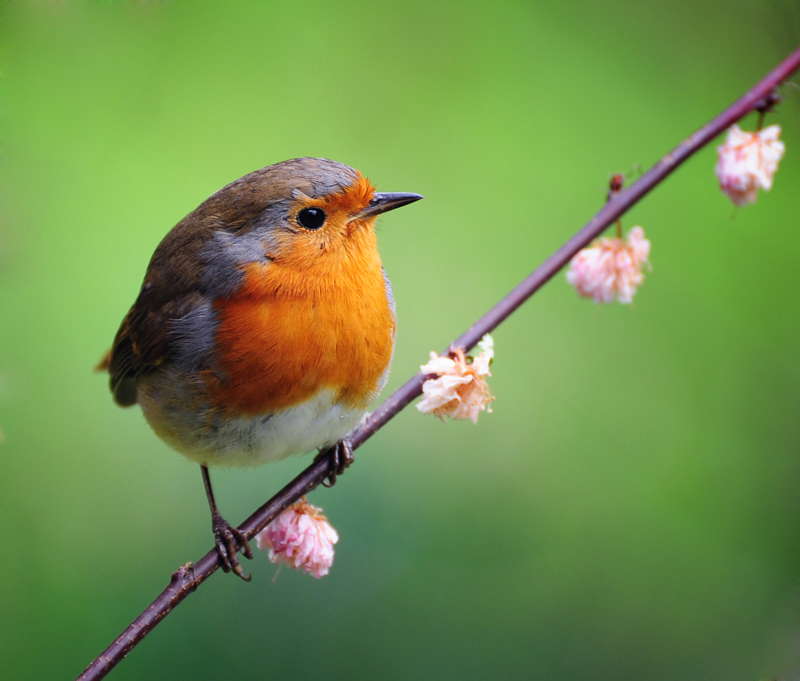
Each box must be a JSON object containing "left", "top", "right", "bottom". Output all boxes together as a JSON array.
[{"left": 97, "top": 157, "right": 422, "bottom": 580}]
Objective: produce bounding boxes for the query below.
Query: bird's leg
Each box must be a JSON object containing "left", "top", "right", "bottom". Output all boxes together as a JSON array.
[
  {"left": 315, "top": 439, "right": 354, "bottom": 488},
  {"left": 200, "top": 465, "right": 253, "bottom": 581}
]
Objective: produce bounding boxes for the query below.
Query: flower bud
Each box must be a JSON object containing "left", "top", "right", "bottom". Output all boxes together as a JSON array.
[
  {"left": 566, "top": 227, "right": 650, "bottom": 304},
  {"left": 715, "top": 124, "right": 784, "bottom": 206},
  {"left": 256, "top": 499, "right": 339, "bottom": 579},
  {"left": 417, "top": 334, "right": 494, "bottom": 424}
]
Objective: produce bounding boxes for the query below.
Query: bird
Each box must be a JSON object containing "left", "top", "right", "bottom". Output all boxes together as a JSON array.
[{"left": 97, "top": 157, "right": 422, "bottom": 580}]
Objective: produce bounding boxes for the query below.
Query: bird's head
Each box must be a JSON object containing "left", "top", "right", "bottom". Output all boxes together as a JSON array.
[{"left": 167, "top": 157, "right": 422, "bottom": 294}]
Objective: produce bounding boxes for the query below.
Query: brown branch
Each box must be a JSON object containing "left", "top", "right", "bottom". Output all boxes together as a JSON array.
[{"left": 76, "top": 44, "right": 800, "bottom": 681}]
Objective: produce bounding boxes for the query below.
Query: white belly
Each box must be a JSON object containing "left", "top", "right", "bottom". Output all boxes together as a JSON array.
[{"left": 138, "top": 379, "right": 366, "bottom": 468}]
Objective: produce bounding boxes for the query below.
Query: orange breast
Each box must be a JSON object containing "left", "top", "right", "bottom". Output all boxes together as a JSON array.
[{"left": 210, "top": 226, "right": 395, "bottom": 416}]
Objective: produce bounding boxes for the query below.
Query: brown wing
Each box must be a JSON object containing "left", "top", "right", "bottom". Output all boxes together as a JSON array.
[
  {"left": 101, "top": 207, "right": 213, "bottom": 407},
  {"left": 104, "top": 287, "right": 205, "bottom": 406}
]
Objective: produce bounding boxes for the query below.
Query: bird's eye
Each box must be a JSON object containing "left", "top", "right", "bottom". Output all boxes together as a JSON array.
[{"left": 297, "top": 207, "right": 326, "bottom": 230}]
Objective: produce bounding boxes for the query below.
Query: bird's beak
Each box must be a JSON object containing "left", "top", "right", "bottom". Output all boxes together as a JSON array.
[{"left": 352, "top": 192, "right": 424, "bottom": 221}]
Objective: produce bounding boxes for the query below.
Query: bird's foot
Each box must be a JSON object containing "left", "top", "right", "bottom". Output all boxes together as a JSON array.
[
  {"left": 315, "top": 439, "right": 354, "bottom": 488},
  {"left": 211, "top": 511, "right": 254, "bottom": 581}
]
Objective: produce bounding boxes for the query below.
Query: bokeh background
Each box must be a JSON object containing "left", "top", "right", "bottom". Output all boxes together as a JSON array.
[{"left": 2, "top": 2, "right": 800, "bottom": 680}]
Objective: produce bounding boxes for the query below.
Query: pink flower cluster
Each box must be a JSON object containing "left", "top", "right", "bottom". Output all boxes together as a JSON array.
[
  {"left": 566, "top": 227, "right": 650, "bottom": 304},
  {"left": 417, "top": 335, "right": 494, "bottom": 424},
  {"left": 256, "top": 499, "right": 339, "bottom": 579},
  {"left": 715, "top": 124, "right": 785, "bottom": 206}
]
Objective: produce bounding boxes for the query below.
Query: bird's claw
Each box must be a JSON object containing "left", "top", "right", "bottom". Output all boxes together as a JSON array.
[
  {"left": 211, "top": 511, "right": 253, "bottom": 581},
  {"left": 316, "top": 439, "right": 354, "bottom": 487}
]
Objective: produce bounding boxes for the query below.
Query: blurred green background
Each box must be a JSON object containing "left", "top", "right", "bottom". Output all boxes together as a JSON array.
[{"left": 2, "top": 2, "right": 800, "bottom": 680}]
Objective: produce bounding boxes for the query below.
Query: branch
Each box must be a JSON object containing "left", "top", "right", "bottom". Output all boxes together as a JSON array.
[{"left": 76, "top": 44, "right": 800, "bottom": 681}]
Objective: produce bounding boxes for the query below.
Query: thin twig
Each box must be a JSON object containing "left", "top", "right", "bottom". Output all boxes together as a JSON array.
[{"left": 76, "top": 44, "right": 800, "bottom": 681}]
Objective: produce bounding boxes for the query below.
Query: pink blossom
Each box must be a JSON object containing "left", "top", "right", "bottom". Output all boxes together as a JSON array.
[
  {"left": 417, "top": 334, "right": 494, "bottom": 424},
  {"left": 256, "top": 499, "right": 339, "bottom": 579},
  {"left": 715, "top": 124, "right": 785, "bottom": 206},
  {"left": 566, "top": 227, "right": 650, "bottom": 304}
]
